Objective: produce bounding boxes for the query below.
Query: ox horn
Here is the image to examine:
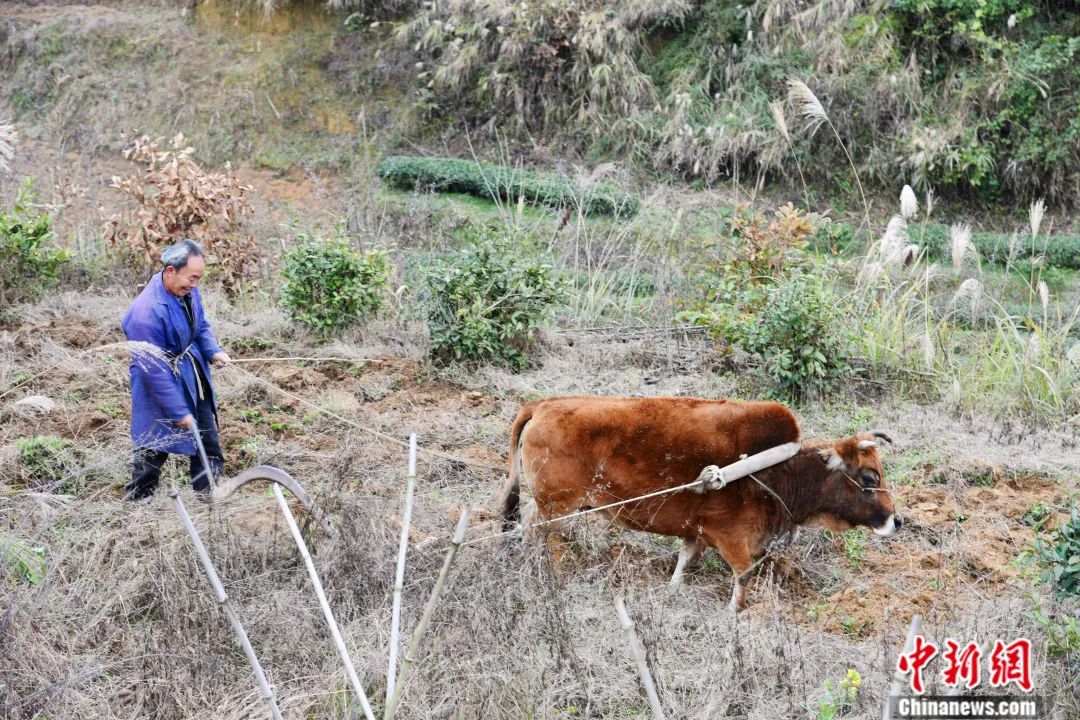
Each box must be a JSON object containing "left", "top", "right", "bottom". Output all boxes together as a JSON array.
[{"left": 869, "top": 429, "right": 894, "bottom": 444}]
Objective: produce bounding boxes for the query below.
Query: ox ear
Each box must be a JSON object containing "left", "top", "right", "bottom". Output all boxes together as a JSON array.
[
  {"left": 856, "top": 439, "right": 877, "bottom": 450},
  {"left": 818, "top": 447, "right": 846, "bottom": 472}
]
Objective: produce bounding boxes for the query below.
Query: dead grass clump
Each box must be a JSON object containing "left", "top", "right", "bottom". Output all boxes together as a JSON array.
[
  {"left": 0, "top": 122, "right": 16, "bottom": 176},
  {"left": 102, "top": 134, "right": 260, "bottom": 295}
]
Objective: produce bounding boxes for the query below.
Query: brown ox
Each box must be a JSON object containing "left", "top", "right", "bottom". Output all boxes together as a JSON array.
[{"left": 498, "top": 396, "right": 900, "bottom": 609}]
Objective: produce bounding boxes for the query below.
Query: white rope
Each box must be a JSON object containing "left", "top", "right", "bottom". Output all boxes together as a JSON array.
[
  {"left": 229, "top": 356, "right": 372, "bottom": 364},
  {"left": 221, "top": 363, "right": 505, "bottom": 472}
]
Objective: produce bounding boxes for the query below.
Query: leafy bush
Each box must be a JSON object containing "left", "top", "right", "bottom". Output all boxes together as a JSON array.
[
  {"left": 741, "top": 272, "right": 853, "bottom": 400},
  {"left": 1, "top": 535, "right": 46, "bottom": 587},
  {"left": 16, "top": 435, "right": 83, "bottom": 493},
  {"left": 811, "top": 669, "right": 861, "bottom": 720},
  {"left": 1034, "top": 512, "right": 1080, "bottom": 600},
  {"left": 422, "top": 228, "right": 563, "bottom": 370},
  {"left": 910, "top": 223, "right": 1080, "bottom": 269},
  {"left": 680, "top": 205, "right": 851, "bottom": 399},
  {"left": 810, "top": 218, "right": 1080, "bottom": 270},
  {"left": 0, "top": 178, "right": 67, "bottom": 307},
  {"left": 280, "top": 233, "right": 390, "bottom": 335},
  {"left": 377, "top": 156, "right": 638, "bottom": 218},
  {"left": 809, "top": 217, "right": 861, "bottom": 256}
]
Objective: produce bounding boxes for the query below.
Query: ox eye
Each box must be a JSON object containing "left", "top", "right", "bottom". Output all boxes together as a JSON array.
[{"left": 860, "top": 471, "right": 879, "bottom": 488}]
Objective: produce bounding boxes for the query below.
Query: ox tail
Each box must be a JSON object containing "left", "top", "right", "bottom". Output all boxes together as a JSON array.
[{"left": 497, "top": 403, "right": 535, "bottom": 531}]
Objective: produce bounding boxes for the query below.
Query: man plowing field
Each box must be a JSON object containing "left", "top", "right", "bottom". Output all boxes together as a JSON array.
[{"left": 121, "top": 238, "right": 231, "bottom": 501}]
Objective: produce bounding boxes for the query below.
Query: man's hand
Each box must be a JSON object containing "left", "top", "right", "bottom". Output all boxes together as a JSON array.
[
  {"left": 176, "top": 414, "right": 195, "bottom": 430},
  {"left": 212, "top": 352, "right": 231, "bottom": 366}
]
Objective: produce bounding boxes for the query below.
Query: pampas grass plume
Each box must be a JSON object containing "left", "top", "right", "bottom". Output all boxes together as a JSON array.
[
  {"left": 786, "top": 78, "right": 827, "bottom": 135},
  {"left": 950, "top": 223, "right": 973, "bottom": 272},
  {"left": 954, "top": 277, "right": 983, "bottom": 316},
  {"left": 769, "top": 101, "right": 791, "bottom": 143},
  {"left": 921, "top": 332, "right": 935, "bottom": 369},
  {"left": 900, "top": 184, "right": 918, "bottom": 220},
  {"left": 1029, "top": 199, "right": 1045, "bottom": 239},
  {"left": 0, "top": 122, "right": 17, "bottom": 174}
]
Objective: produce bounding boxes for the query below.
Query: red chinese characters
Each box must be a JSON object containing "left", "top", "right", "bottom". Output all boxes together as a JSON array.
[
  {"left": 942, "top": 640, "right": 982, "bottom": 689},
  {"left": 989, "top": 639, "right": 1033, "bottom": 692},
  {"left": 897, "top": 635, "right": 939, "bottom": 694},
  {"left": 897, "top": 635, "right": 1034, "bottom": 694}
]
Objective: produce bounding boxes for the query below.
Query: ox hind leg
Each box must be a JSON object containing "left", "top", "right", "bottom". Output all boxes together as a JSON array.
[
  {"left": 668, "top": 538, "right": 704, "bottom": 588},
  {"left": 527, "top": 457, "right": 594, "bottom": 567},
  {"left": 523, "top": 500, "right": 571, "bottom": 565}
]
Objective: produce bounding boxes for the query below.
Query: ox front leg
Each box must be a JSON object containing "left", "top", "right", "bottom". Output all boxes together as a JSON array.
[
  {"left": 668, "top": 538, "right": 703, "bottom": 589},
  {"left": 710, "top": 535, "right": 754, "bottom": 612}
]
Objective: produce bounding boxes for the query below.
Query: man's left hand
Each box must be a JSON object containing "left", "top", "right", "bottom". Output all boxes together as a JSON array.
[{"left": 212, "top": 352, "right": 231, "bottom": 366}]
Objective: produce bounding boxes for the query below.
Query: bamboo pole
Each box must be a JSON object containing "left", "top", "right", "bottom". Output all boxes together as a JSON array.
[
  {"left": 386, "top": 434, "right": 418, "bottom": 705},
  {"left": 614, "top": 596, "right": 666, "bottom": 720},
  {"left": 383, "top": 508, "right": 471, "bottom": 720},
  {"left": 169, "top": 484, "right": 283, "bottom": 720},
  {"left": 882, "top": 614, "right": 922, "bottom": 720},
  {"left": 274, "top": 484, "right": 376, "bottom": 720}
]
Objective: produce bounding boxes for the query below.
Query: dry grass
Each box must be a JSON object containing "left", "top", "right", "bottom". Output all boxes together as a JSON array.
[
  {"left": 2, "top": 291, "right": 1078, "bottom": 718},
  {"left": 0, "top": 122, "right": 15, "bottom": 176}
]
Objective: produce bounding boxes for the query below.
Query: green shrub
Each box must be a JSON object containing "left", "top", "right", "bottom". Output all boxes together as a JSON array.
[
  {"left": 16, "top": 435, "right": 83, "bottom": 493},
  {"left": 422, "top": 228, "right": 563, "bottom": 370},
  {"left": 912, "top": 223, "right": 1080, "bottom": 269},
  {"left": 811, "top": 669, "right": 861, "bottom": 720},
  {"left": 812, "top": 218, "right": 1080, "bottom": 270},
  {"left": 1, "top": 535, "right": 46, "bottom": 587},
  {"left": 1034, "top": 512, "right": 1080, "bottom": 600},
  {"left": 377, "top": 156, "right": 638, "bottom": 218},
  {"left": 681, "top": 206, "right": 851, "bottom": 399},
  {"left": 0, "top": 178, "right": 67, "bottom": 307},
  {"left": 809, "top": 217, "right": 861, "bottom": 255},
  {"left": 741, "top": 272, "right": 853, "bottom": 400},
  {"left": 280, "top": 232, "right": 390, "bottom": 335}
]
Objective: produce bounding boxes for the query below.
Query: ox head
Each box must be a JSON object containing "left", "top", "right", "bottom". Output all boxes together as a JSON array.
[{"left": 810, "top": 430, "right": 901, "bottom": 537}]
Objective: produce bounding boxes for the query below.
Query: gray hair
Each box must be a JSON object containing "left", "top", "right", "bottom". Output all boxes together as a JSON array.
[{"left": 161, "top": 238, "right": 204, "bottom": 270}]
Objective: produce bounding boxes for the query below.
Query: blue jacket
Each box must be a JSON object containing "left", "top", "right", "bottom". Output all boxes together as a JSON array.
[{"left": 122, "top": 272, "right": 222, "bottom": 455}]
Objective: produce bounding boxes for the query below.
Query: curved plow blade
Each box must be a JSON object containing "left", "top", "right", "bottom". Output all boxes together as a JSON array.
[{"left": 213, "top": 465, "right": 340, "bottom": 541}]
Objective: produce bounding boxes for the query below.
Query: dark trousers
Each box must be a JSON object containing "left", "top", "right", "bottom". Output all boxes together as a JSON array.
[{"left": 127, "top": 393, "right": 223, "bottom": 499}]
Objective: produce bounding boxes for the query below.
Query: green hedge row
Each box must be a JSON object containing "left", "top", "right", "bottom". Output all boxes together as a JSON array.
[
  {"left": 377, "top": 156, "right": 639, "bottom": 218},
  {"left": 810, "top": 220, "right": 1080, "bottom": 270},
  {"left": 921, "top": 224, "right": 1080, "bottom": 269}
]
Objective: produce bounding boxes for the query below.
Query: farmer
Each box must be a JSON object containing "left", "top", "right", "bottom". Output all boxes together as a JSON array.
[{"left": 122, "top": 238, "right": 231, "bottom": 501}]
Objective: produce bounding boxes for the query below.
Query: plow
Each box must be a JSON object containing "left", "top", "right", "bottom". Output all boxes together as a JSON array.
[
  {"left": 174, "top": 419, "right": 349, "bottom": 719},
  {"left": 175, "top": 422, "right": 471, "bottom": 720}
]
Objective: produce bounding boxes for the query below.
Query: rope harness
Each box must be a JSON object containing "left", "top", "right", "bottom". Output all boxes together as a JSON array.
[{"left": 168, "top": 343, "right": 205, "bottom": 401}]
